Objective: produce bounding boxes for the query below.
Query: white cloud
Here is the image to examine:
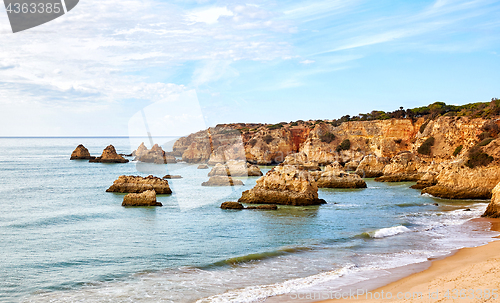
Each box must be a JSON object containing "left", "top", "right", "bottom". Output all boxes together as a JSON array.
[
  {"left": 299, "top": 60, "right": 315, "bottom": 64},
  {"left": 187, "top": 6, "right": 234, "bottom": 25}
]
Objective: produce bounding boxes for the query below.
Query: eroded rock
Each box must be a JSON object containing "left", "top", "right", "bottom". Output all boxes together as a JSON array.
[
  {"left": 90, "top": 145, "right": 129, "bottom": 163},
  {"left": 122, "top": 190, "right": 162, "bottom": 207},
  {"left": 483, "top": 182, "right": 500, "bottom": 218},
  {"left": 202, "top": 176, "right": 244, "bottom": 186},
  {"left": 238, "top": 165, "right": 326, "bottom": 206},
  {"left": 107, "top": 175, "right": 172, "bottom": 194},
  {"left": 70, "top": 144, "right": 93, "bottom": 160}
]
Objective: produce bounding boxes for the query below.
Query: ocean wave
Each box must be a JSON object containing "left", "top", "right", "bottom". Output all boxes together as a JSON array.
[
  {"left": 210, "top": 247, "right": 312, "bottom": 268},
  {"left": 360, "top": 226, "right": 411, "bottom": 239},
  {"left": 195, "top": 265, "right": 354, "bottom": 303}
]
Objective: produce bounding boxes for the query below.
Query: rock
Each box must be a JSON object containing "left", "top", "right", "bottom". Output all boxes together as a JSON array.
[
  {"left": 132, "top": 142, "right": 148, "bottom": 157},
  {"left": 90, "top": 145, "right": 129, "bottom": 163},
  {"left": 238, "top": 165, "right": 326, "bottom": 206},
  {"left": 355, "top": 155, "right": 389, "bottom": 178},
  {"left": 202, "top": 176, "right": 245, "bottom": 186},
  {"left": 207, "top": 161, "right": 263, "bottom": 177},
  {"left": 483, "top": 182, "right": 500, "bottom": 218},
  {"left": 464, "top": 208, "right": 471, "bottom": 211},
  {"left": 344, "top": 160, "right": 359, "bottom": 171},
  {"left": 122, "top": 190, "right": 162, "bottom": 207},
  {"left": 220, "top": 202, "right": 244, "bottom": 210},
  {"left": 106, "top": 175, "right": 172, "bottom": 194},
  {"left": 410, "top": 172, "right": 438, "bottom": 189},
  {"left": 283, "top": 152, "right": 320, "bottom": 171},
  {"left": 382, "top": 152, "right": 421, "bottom": 175},
  {"left": 311, "top": 164, "right": 367, "bottom": 188},
  {"left": 163, "top": 175, "right": 182, "bottom": 179},
  {"left": 246, "top": 205, "right": 278, "bottom": 210},
  {"left": 422, "top": 185, "right": 491, "bottom": 199},
  {"left": 421, "top": 160, "right": 500, "bottom": 199},
  {"left": 70, "top": 144, "right": 93, "bottom": 160},
  {"left": 375, "top": 173, "right": 423, "bottom": 182},
  {"left": 198, "top": 164, "right": 209, "bottom": 169},
  {"left": 135, "top": 143, "right": 177, "bottom": 164}
]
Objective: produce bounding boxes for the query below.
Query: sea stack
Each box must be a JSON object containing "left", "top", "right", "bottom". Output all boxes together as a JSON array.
[
  {"left": 70, "top": 144, "right": 93, "bottom": 160},
  {"left": 122, "top": 190, "right": 162, "bottom": 207},
  {"left": 107, "top": 175, "right": 172, "bottom": 194},
  {"left": 238, "top": 164, "right": 326, "bottom": 206},
  {"left": 90, "top": 145, "right": 129, "bottom": 163}
]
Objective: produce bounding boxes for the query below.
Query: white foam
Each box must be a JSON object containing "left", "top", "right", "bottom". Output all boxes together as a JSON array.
[
  {"left": 195, "top": 265, "right": 354, "bottom": 303},
  {"left": 371, "top": 226, "right": 410, "bottom": 238}
]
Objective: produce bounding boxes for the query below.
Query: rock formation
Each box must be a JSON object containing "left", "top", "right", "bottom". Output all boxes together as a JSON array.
[
  {"left": 410, "top": 172, "right": 438, "bottom": 189},
  {"left": 202, "top": 176, "right": 244, "bottom": 186},
  {"left": 122, "top": 190, "right": 162, "bottom": 207},
  {"left": 70, "top": 144, "right": 93, "bottom": 160},
  {"left": 421, "top": 160, "right": 500, "bottom": 199},
  {"left": 207, "top": 161, "right": 263, "bottom": 177},
  {"left": 197, "top": 164, "right": 209, "bottom": 169},
  {"left": 483, "top": 182, "right": 500, "bottom": 218},
  {"left": 90, "top": 145, "right": 129, "bottom": 163},
  {"left": 344, "top": 160, "right": 359, "bottom": 171},
  {"left": 355, "top": 155, "right": 389, "bottom": 178},
  {"left": 107, "top": 175, "right": 172, "bottom": 194},
  {"left": 220, "top": 202, "right": 244, "bottom": 209},
  {"left": 310, "top": 163, "right": 367, "bottom": 188},
  {"left": 283, "top": 152, "right": 320, "bottom": 171},
  {"left": 163, "top": 175, "right": 182, "bottom": 179},
  {"left": 134, "top": 143, "right": 177, "bottom": 164},
  {"left": 238, "top": 165, "right": 326, "bottom": 206}
]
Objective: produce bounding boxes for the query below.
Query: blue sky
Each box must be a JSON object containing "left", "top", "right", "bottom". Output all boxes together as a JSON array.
[{"left": 0, "top": 0, "right": 499, "bottom": 136}]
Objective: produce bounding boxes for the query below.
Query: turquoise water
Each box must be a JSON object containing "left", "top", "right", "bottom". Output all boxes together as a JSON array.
[{"left": 0, "top": 138, "right": 497, "bottom": 303}]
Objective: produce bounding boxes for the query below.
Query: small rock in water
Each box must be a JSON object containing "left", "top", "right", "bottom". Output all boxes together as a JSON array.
[
  {"left": 122, "top": 190, "right": 162, "bottom": 207},
  {"left": 163, "top": 175, "right": 182, "bottom": 179},
  {"left": 198, "top": 164, "right": 209, "bottom": 169},
  {"left": 433, "top": 203, "right": 439, "bottom": 206},
  {"left": 220, "top": 202, "right": 244, "bottom": 210},
  {"left": 464, "top": 208, "right": 471, "bottom": 211}
]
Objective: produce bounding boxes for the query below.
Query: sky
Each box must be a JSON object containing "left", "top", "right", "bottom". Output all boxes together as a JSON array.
[{"left": 0, "top": 0, "right": 499, "bottom": 136}]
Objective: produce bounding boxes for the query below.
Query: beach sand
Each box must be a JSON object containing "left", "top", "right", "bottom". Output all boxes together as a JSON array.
[{"left": 317, "top": 218, "right": 500, "bottom": 303}]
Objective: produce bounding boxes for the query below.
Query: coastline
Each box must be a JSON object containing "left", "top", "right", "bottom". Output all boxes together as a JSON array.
[{"left": 316, "top": 217, "right": 500, "bottom": 303}]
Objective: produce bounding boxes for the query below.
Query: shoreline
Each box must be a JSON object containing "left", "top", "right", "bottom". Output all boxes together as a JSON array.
[{"left": 316, "top": 217, "right": 500, "bottom": 303}]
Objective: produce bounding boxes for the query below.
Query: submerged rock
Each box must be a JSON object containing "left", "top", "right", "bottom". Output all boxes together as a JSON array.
[
  {"left": 90, "top": 145, "right": 129, "bottom": 163},
  {"left": 238, "top": 165, "right": 326, "bottom": 206},
  {"left": 246, "top": 205, "right": 278, "bottom": 210},
  {"left": 122, "top": 190, "right": 162, "bottom": 207},
  {"left": 202, "top": 176, "right": 244, "bottom": 186},
  {"left": 483, "top": 182, "right": 500, "bottom": 218},
  {"left": 220, "top": 202, "right": 244, "bottom": 209},
  {"left": 107, "top": 175, "right": 172, "bottom": 194},
  {"left": 208, "top": 161, "right": 263, "bottom": 177},
  {"left": 70, "top": 144, "right": 93, "bottom": 160}
]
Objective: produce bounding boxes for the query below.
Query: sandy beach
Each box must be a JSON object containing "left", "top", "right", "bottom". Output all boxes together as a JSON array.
[{"left": 317, "top": 218, "right": 500, "bottom": 303}]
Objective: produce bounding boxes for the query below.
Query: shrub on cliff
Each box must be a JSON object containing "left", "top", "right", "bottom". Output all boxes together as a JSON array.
[
  {"left": 465, "top": 146, "right": 494, "bottom": 168},
  {"left": 263, "top": 135, "right": 274, "bottom": 144},
  {"left": 419, "top": 120, "right": 430, "bottom": 133},
  {"left": 417, "top": 137, "right": 435, "bottom": 155},
  {"left": 267, "top": 124, "right": 283, "bottom": 130},
  {"left": 453, "top": 145, "right": 463, "bottom": 157},
  {"left": 248, "top": 139, "right": 258, "bottom": 147},
  {"left": 320, "top": 132, "right": 336, "bottom": 143},
  {"left": 478, "top": 138, "right": 494, "bottom": 147},
  {"left": 336, "top": 139, "right": 351, "bottom": 152}
]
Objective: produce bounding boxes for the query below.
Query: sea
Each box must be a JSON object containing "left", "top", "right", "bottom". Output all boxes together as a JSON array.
[{"left": 0, "top": 137, "right": 498, "bottom": 303}]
